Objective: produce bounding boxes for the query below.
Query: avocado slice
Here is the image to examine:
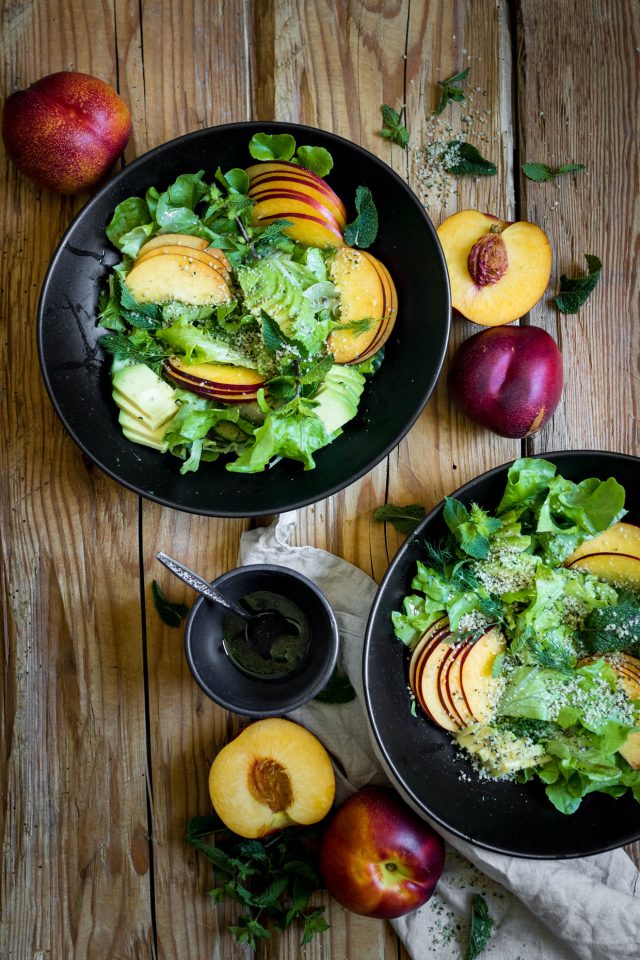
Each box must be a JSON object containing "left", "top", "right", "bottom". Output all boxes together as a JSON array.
[
  {"left": 311, "top": 365, "right": 365, "bottom": 435},
  {"left": 112, "top": 364, "right": 178, "bottom": 430}
]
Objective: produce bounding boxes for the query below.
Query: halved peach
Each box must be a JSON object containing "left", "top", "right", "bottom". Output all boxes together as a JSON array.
[
  {"left": 125, "top": 254, "right": 231, "bottom": 305},
  {"left": 437, "top": 210, "right": 552, "bottom": 326},
  {"left": 136, "top": 244, "right": 231, "bottom": 283},
  {"left": 566, "top": 552, "right": 640, "bottom": 589},
  {"left": 566, "top": 523, "right": 640, "bottom": 564},
  {"left": 209, "top": 718, "right": 336, "bottom": 838},
  {"left": 138, "top": 233, "right": 209, "bottom": 255},
  {"left": 327, "top": 248, "right": 398, "bottom": 364}
]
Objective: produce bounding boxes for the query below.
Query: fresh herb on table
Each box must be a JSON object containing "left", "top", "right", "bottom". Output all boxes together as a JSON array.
[
  {"left": 467, "top": 894, "right": 494, "bottom": 960},
  {"left": 374, "top": 503, "right": 426, "bottom": 534},
  {"left": 314, "top": 666, "right": 357, "bottom": 704},
  {"left": 151, "top": 580, "right": 189, "bottom": 627},
  {"left": 435, "top": 67, "right": 470, "bottom": 115},
  {"left": 344, "top": 185, "right": 379, "bottom": 248},
  {"left": 442, "top": 141, "right": 497, "bottom": 177},
  {"left": 555, "top": 254, "right": 602, "bottom": 314},
  {"left": 379, "top": 103, "right": 410, "bottom": 148},
  {"left": 186, "top": 814, "right": 329, "bottom": 950},
  {"left": 522, "top": 161, "right": 585, "bottom": 183}
]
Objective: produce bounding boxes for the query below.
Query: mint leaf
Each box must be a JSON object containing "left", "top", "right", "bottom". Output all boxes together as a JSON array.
[
  {"left": 374, "top": 503, "right": 426, "bottom": 534},
  {"left": 151, "top": 580, "right": 189, "bottom": 628},
  {"left": 522, "top": 161, "right": 585, "bottom": 182},
  {"left": 228, "top": 915, "right": 270, "bottom": 949},
  {"left": 555, "top": 254, "right": 602, "bottom": 314},
  {"left": 467, "top": 894, "right": 494, "bottom": 960},
  {"left": 443, "top": 141, "right": 496, "bottom": 176},
  {"left": 578, "top": 601, "right": 640, "bottom": 655},
  {"left": 343, "top": 186, "right": 378, "bottom": 248},
  {"left": 302, "top": 908, "right": 330, "bottom": 946},
  {"left": 443, "top": 498, "right": 502, "bottom": 559},
  {"left": 249, "top": 132, "right": 296, "bottom": 161},
  {"left": 380, "top": 103, "right": 410, "bottom": 149},
  {"left": 262, "top": 313, "right": 291, "bottom": 353},
  {"left": 314, "top": 666, "right": 357, "bottom": 703},
  {"left": 435, "top": 67, "right": 470, "bottom": 115},
  {"left": 295, "top": 145, "right": 334, "bottom": 177}
]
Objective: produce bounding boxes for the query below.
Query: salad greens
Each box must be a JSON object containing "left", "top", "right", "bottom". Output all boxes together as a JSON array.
[
  {"left": 99, "top": 137, "right": 385, "bottom": 474},
  {"left": 394, "top": 458, "right": 640, "bottom": 815}
]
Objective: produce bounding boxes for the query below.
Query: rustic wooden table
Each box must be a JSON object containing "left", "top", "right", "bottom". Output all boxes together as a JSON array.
[{"left": 2, "top": 1, "right": 639, "bottom": 957}]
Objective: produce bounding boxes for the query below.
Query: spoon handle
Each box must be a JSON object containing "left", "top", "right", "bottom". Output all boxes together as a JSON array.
[{"left": 156, "top": 552, "right": 249, "bottom": 620}]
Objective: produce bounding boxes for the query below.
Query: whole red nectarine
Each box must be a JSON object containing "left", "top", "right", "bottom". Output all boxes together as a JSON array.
[
  {"left": 448, "top": 325, "right": 563, "bottom": 438},
  {"left": 319, "top": 786, "right": 445, "bottom": 919},
  {"left": 2, "top": 71, "right": 131, "bottom": 193}
]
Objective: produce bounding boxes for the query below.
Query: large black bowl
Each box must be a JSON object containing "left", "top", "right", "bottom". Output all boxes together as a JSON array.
[
  {"left": 37, "top": 121, "right": 450, "bottom": 517},
  {"left": 364, "top": 451, "right": 640, "bottom": 858}
]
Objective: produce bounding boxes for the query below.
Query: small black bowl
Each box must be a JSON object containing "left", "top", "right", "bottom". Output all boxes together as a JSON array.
[
  {"left": 37, "top": 120, "right": 450, "bottom": 517},
  {"left": 364, "top": 450, "right": 640, "bottom": 859},
  {"left": 184, "top": 564, "right": 338, "bottom": 716}
]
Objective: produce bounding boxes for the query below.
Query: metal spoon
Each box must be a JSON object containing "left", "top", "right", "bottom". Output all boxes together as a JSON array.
[{"left": 156, "top": 552, "right": 298, "bottom": 659}]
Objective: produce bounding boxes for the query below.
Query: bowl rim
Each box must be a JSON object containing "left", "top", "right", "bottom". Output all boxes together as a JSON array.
[
  {"left": 183, "top": 562, "right": 339, "bottom": 716},
  {"left": 36, "top": 120, "right": 451, "bottom": 518},
  {"left": 363, "top": 448, "right": 640, "bottom": 859}
]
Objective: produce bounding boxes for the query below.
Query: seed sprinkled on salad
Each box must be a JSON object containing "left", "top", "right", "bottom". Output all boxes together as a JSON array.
[{"left": 395, "top": 458, "right": 640, "bottom": 814}]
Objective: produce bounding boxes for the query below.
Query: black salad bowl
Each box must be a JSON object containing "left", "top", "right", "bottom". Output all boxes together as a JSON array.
[
  {"left": 37, "top": 121, "right": 450, "bottom": 517},
  {"left": 364, "top": 450, "right": 640, "bottom": 858},
  {"left": 184, "top": 564, "right": 339, "bottom": 717}
]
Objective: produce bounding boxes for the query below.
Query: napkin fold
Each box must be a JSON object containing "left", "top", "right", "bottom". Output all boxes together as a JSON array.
[{"left": 239, "top": 514, "right": 640, "bottom": 960}]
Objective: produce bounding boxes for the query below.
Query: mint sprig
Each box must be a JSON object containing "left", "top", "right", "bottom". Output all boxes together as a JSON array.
[
  {"left": 522, "top": 161, "right": 585, "bottom": 183},
  {"left": 151, "top": 580, "right": 189, "bottom": 628},
  {"left": 443, "top": 498, "right": 502, "bottom": 559},
  {"left": 435, "top": 67, "right": 470, "bottom": 115},
  {"left": 555, "top": 254, "right": 602, "bottom": 314},
  {"left": 467, "top": 894, "right": 494, "bottom": 960},
  {"left": 379, "top": 104, "right": 410, "bottom": 149},
  {"left": 186, "top": 815, "right": 328, "bottom": 950},
  {"left": 374, "top": 503, "right": 426, "bottom": 534},
  {"left": 343, "top": 186, "right": 378, "bottom": 248}
]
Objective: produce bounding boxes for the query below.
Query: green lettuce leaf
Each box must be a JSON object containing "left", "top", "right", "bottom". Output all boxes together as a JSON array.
[
  {"left": 106, "top": 197, "right": 156, "bottom": 255},
  {"left": 226, "top": 397, "right": 335, "bottom": 473},
  {"left": 496, "top": 458, "right": 557, "bottom": 516},
  {"left": 156, "top": 322, "right": 256, "bottom": 367}
]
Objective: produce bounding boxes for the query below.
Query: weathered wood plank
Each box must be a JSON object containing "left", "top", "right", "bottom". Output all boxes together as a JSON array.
[
  {"left": 0, "top": 1, "right": 152, "bottom": 957},
  {"left": 383, "top": 0, "right": 518, "bottom": 568},
  {"left": 518, "top": 0, "right": 639, "bottom": 458},
  {"left": 516, "top": 0, "right": 640, "bottom": 869}
]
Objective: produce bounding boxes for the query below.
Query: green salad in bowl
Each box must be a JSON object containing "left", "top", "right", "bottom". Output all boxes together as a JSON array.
[
  {"left": 394, "top": 457, "right": 640, "bottom": 815},
  {"left": 97, "top": 132, "right": 396, "bottom": 475}
]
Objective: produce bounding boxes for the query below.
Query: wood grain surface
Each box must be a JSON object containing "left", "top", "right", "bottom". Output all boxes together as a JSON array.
[{"left": 1, "top": 1, "right": 638, "bottom": 958}]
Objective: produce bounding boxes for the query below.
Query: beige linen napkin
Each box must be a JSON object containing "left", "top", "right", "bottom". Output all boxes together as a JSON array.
[{"left": 239, "top": 514, "right": 640, "bottom": 960}]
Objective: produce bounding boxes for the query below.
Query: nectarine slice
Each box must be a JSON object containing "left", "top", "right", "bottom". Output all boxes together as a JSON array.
[
  {"left": 416, "top": 637, "right": 460, "bottom": 732},
  {"left": 125, "top": 254, "right": 232, "bottom": 306},
  {"left": 253, "top": 202, "right": 344, "bottom": 249},
  {"left": 567, "top": 552, "right": 640, "bottom": 589},
  {"left": 408, "top": 617, "right": 449, "bottom": 689},
  {"left": 138, "top": 233, "right": 209, "bottom": 255},
  {"left": 566, "top": 523, "right": 640, "bottom": 564},
  {"left": 458, "top": 627, "right": 505, "bottom": 723},
  {"left": 443, "top": 642, "right": 476, "bottom": 727},
  {"left": 328, "top": 248, "right": 397, "bottom": 364},
  {"left": 208, "top": 718, "right": 336, "bottom": 838},
  {"left": 437, "top": 210, "right": 552, "bottom": 326},
  {"left": 246, "top": 160, "right": 347, "bottom": 221},
  {"left": 136, "top": 244, "right": 231, "bottom": 283}
]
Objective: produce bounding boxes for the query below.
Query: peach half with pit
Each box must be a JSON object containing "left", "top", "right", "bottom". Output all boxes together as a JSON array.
[
  {"left": 209, "top": 718, "right": 336, "bottom": 838},
  {"left": 437, "top": 210, "right": 552, "bottom": 326},
  {"left": 327, "top": 247, "right": 398, "bottom": 364}
]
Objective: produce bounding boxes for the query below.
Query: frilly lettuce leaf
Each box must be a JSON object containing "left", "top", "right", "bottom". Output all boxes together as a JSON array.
[
  {"left": 156, "top": 322, "right": 256, "bottom": 367},
  {"left": 226, "top": 397, "right": 335, "bottom": 474},
  {"left": 164, "top": 390, "right": 254, "bottom": 474}
]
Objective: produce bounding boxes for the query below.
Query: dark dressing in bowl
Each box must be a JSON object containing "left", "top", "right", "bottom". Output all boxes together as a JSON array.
[{"left": 223, "top": 590, "right": 310, "bottom": 680}]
